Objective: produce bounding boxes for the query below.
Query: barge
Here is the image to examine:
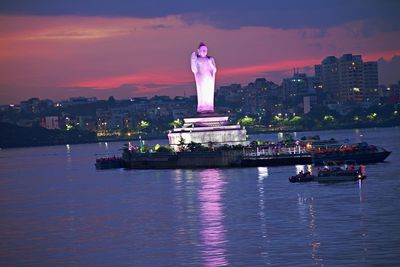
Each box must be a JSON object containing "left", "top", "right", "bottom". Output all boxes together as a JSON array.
[
  {"left": 123, "top": 149, "right": 312, "bottom": 169},
  {"left": 95, "top": 140, "right": 391, "bottom": 170}
]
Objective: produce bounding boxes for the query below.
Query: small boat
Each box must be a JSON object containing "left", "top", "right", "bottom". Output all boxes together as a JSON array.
[
  {"left": 314, "top": 160, "right": 366, "bottom": 182},
  {"left": 310, "top": 142, "right": 391, "bottom": 165},
  {"left": 289, "top": 172, "right": 316, "bottom": 183}
]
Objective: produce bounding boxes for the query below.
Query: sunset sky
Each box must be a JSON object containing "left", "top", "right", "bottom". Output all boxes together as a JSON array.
[{"left": 0, "top": 0, "right": 399, "bottom": 104}]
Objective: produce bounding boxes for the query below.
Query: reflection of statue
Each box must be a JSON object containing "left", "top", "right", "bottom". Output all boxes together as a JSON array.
[
  {"left": 191, "top": 42, "right": 217, "bottom": 113},
  {"left": 198, "top": 169, "right": 228, "bottom": 266}
]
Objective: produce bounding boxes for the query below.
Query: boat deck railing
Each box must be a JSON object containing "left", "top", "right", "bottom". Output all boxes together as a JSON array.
[{"left": 243, "top": 145, "right": 308, "bottom": 157}]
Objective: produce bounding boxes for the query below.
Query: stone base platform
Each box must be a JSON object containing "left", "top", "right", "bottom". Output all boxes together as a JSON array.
[
  {"left": 168, "top": 114, "right": 249, "bottom": 150},
  {"left": 183, "top": 114, "right": 229, "bottom": 127}
]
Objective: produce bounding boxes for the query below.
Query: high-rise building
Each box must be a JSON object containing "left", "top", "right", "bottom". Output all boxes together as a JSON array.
[
  {"left": 241, "top": 78, "right": 278, "bottom": 115},
  {"left": 281, "top": 72, "right": 317, "bottom": 114},
  {"left": 338, "top": 54, "right": 364, "bottom": 103},
  {"left": 363, "top": 61, "right": 379, "bottom": 101},
  {"left": 314, "top": 64, "right": 322, "bottom": 82},
  {"left": 317, "top": 54, "right": 378, "bottom": 104},
  {"left": 320, "top": 56, "right": 340, "bottom": 102},
  {"left": 282, "top": 73, "right": 309, "bottom": 101}
]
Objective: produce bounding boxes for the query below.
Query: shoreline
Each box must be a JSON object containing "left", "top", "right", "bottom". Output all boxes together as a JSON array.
[{"left": 1, "top": 124, "right": 398, "bottom": 150}]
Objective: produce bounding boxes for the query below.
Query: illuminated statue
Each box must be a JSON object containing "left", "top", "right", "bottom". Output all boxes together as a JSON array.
[{"left": 191, "top": 42, "right": 217, "bottom": 113}]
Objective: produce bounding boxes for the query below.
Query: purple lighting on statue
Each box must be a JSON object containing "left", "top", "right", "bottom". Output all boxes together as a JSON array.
[
  {"left": 198, "top": 169, "right": 228, "bottom": 267},
  {"left": 191, "top": 42, "right": 217, "bottom": 113}
]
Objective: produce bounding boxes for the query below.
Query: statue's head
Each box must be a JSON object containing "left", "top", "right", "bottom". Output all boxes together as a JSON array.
[{"left": 197, "top": 42, "right": 208, "bottom": 58}]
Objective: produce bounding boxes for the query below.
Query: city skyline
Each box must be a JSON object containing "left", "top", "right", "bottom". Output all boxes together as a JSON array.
[{"left": 1, "top": 0, "right": 400, "bottom": 104}]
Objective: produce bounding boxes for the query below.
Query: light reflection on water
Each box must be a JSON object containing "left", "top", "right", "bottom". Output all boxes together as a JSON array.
[
  {"left": 257, "top": 167, "right": 270, "bottom": 264},
  {"left": 297, "top": 194, "right": 324, "bottom": 266},
  {"left": 198, "top": 169, "right": 228, "bottom": 267}
]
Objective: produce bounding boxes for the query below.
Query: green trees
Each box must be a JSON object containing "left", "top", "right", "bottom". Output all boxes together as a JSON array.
[
  {"left": 367, "top": 112, "right": 377, "bottom": 121},
  {"left": 137, "top": 120, "right": 150, "bottom": 135},
  {"left": 238, "top": 116, "right": 256, "bottom": 126},
  {"left": 138, "top": 120, "right": 149, "bottom": 129},
  {"left": 169, "top": 119, "right": 183, "bottom": 128},
  {"left": 153, "top": 144, "right": 174, "bottom": 152}
]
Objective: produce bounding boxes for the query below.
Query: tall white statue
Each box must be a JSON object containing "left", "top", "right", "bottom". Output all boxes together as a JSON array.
[{"left": 191, "top": 42, "right": 217, "bottom": 113}]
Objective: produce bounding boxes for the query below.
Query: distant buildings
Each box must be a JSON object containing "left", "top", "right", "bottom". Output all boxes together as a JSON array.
[
  {"left": 1, "top": 52, "right": 398, "bottom": 136},
  {"left": 316, "top": 56, "right": 339, "bottom": 102},
  {"left": 40, "top": 116, "right": 60, "bottom": 129},
  {"left": 282, "top": 73, "right": 312, "bottom": 99},
  {"left": 315, "top": 54, "right": 379, "bottom": 104},
  {"left": 60, "top": 96, "right": 98, "bottom": 107},
  {"left": 243, "top": 78, "right": 277, "bottom": 115},
  {"left": 20, "top": 98, "right": 54, "bottom": 113},
  {"left": 363, "top": 61, "right": 379, "bottom": 101},
  {"left": 338, "top": 54, "right": 364, "bottom": 103}
]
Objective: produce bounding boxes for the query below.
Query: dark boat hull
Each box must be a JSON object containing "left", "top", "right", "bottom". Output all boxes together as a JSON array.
[
  {"left": 289, "top": 174, "right": 316, "bottom": 183},
  {"left": 124, "top": 151, "right": 312, "bottom": 169},
  {"left": 124, "top": 151, "right": 243, "bottom": 169},
  {"left": 95, "top": 157, "right": 125, "bottom": 169},
  {"left": 312, "top": 150, "right": 391, "bottom": 165},
  {"left": 241, "top": 154, "right": 312, "bottom": 167},
  {"left": 314, "top": 174, "right": 366, "bottom": 182}
]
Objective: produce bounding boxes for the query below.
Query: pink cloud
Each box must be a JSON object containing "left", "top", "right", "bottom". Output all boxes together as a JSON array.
[{"left": 66, "top": 71, "right": 192, "bottom": 90}]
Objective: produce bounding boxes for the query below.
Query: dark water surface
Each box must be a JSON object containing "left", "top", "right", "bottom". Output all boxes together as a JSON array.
[{"left": 1, "top": 127, "right": 399, "bottom": 266}]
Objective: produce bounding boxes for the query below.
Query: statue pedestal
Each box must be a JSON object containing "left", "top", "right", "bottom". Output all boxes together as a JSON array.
[{"left": 168, "top": 114, "right": 249, "bottom": 150}]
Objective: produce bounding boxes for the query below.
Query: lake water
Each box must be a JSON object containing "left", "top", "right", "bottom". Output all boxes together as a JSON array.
[{"left": 1, "top": 127, "right": 399, "bottom": 266}]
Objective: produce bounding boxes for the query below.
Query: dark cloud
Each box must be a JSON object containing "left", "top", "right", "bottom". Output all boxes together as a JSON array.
[
  {"left": 299, "top": 29, "right": 328, "bottom": 40},
  {"left": 358, "top": 19, "right": 400, "bottom": 38},
  {"left": 1, "top": 0, "right": 399, "bottom": 30},
  {"left": 144, "top": 24, "right": 173, "bottom": 30}
]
